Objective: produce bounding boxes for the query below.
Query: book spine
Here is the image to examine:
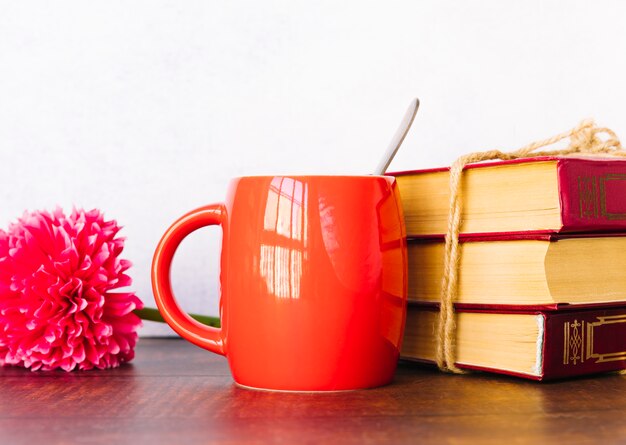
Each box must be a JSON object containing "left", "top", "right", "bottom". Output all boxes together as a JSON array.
[
  {"left": 560, "top": 159, "right": 626, "bottom": 231},
  {"left": 542, "top": 307, "right": 626, "bottom": 379}
]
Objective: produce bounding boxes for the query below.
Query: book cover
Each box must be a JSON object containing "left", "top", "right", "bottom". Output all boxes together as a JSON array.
[
  {"left": 402, "top": 303, "right": 626, "bottom": 380},
  {"left": 391, "top": 156, "right": 626, "bottom": 237},
  {"left": 407, "top": 231, "right": 626, "bottom": 306}
]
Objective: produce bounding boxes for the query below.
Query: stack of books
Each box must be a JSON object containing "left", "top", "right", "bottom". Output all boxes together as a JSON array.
[{"left": 392, "top": 156, "right": 626, "bottom": 380}]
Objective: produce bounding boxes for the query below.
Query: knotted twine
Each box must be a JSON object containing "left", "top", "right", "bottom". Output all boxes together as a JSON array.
[{"left": 436, "top": 119, "right": 626, "bottom": 373}]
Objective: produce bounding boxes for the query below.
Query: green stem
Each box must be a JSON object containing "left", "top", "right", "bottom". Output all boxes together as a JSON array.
[{"left": 134, "top": 307, "right": 221, "bottom": 328}]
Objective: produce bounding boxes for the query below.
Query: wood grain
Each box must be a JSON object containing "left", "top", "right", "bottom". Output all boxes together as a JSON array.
[{"left": 1, "top": 338, "right": 625, "bottom": 444}]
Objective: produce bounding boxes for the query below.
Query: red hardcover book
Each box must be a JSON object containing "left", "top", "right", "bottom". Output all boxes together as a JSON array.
[
  {"left": 401, "top": 303, "right": 626, "bottom": 380},
  {"left": 391, "top": 157, "right": 626, "bottom": 238},
  {"left": 407, "top": 231, "right": 626, "bottom": 306}
]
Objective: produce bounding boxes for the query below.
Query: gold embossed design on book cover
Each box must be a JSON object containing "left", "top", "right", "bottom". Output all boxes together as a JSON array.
[
  {"left": 565, "top": 315, "right": 626, "bottom": 366},
  {"left": 599, "top": 174, "right": 626, "bottom": 220},
  {"left": 585, "top": 314, "right": 626, "bottom": 363},
  {"left": 578, "top": 176, "right": 599, "bottom": 219},
  {"left": 563, "top": 320, "right": 584, "bottom": 365}
]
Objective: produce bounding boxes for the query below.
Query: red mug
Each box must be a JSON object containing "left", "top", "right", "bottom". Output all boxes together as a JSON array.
[{"left": 151, "top": 175, "right": 408, "bottom": 391}]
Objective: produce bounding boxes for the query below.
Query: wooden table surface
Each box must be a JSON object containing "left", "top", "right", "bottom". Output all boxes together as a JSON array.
[{"left": 1, "top": 338, "right": 625, "bottom": 445}]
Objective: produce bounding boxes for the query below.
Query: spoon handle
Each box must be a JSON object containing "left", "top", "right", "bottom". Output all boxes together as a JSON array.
[{"left": 374, "top": 97, "right": 420, "bottom": 175}]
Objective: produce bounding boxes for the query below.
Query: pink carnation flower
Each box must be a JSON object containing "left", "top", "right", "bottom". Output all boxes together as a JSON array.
[{"left": 0, "top": 208, "right": 142, "bottom": 371}]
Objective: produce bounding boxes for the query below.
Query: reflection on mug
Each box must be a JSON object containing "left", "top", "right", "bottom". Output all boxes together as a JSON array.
[{"left": 260, "top": 177, "right": 308, "bottom": 299}]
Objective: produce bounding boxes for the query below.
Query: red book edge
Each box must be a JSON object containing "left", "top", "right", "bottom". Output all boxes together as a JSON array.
[
  {"left": 388, "top": 155, "right": 626, "bottom": 177},
  {"left": 408, "top": 300, "right": 626, "bottom": 313},
  {"left": 400, "top": 358, "right": 544, "bottom": 381},
  {"left": 389, "top": 155, "right": 562, "bottom": 176},
  {"left": 407, "top": 231, "right": 626, "bottom": 243}
]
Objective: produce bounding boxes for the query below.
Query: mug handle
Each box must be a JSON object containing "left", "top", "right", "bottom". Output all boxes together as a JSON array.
[{"left": 151, "top": 204, "right": 226, "bottom": 356}]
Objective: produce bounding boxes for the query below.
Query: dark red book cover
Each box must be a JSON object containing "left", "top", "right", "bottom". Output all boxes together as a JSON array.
[
  {"left": 558, "top": 158, "right": 626, "bottom": 232},
  {"left": 541, "top": 307, "right": 626, "bottom": 380}
]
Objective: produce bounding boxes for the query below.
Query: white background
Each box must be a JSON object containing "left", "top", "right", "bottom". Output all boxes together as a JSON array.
[{"left": 1, "top": 1, "right": 625, "bottom": 335}]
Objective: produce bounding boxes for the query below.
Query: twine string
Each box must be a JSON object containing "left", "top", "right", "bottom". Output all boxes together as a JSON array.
[{"left": 436, "top": 119, "right": 626, "bottom": 373}]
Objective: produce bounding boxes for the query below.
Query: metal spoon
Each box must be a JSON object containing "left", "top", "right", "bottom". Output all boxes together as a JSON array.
[{"left": 374, "top": 97, "right": 420, "bottom": 175}]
